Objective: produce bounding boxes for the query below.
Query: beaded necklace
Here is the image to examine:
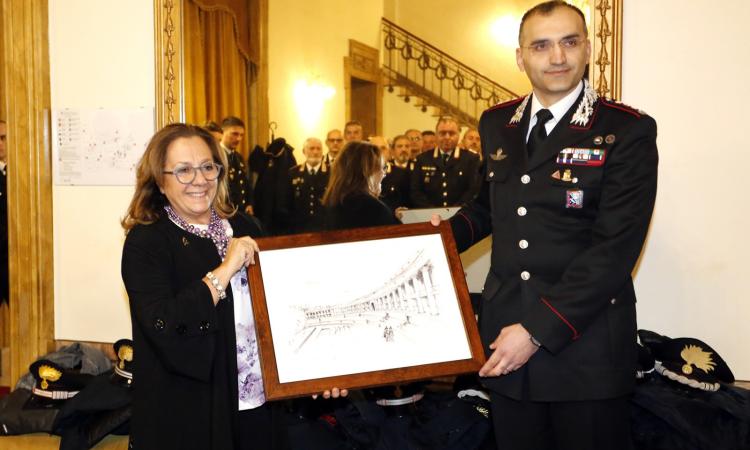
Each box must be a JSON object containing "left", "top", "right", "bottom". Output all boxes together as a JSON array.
[{"left": 164, "top": 206, "right": 229, "bottom": 257}]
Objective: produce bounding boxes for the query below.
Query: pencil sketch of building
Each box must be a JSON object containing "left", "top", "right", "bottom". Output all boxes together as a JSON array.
[{"left": 291, "top": 250, "right": 440, "bottom": 353}]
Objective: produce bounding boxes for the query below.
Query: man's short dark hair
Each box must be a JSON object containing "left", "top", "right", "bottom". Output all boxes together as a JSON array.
[
  {"left": 221, "top": 116, "right": 245, "bottom": 130},
  {"left": 202, "top": 120, "right": 222, "bottom": 133},
  {"left": 344, "top": 120, "right": 363, "bottom": 129},
  {"left": 519, "top": 1, "right": 588, "bottom": 43},
  {"left": 421, "top": 130, "right": 435, "bottom": 137}
]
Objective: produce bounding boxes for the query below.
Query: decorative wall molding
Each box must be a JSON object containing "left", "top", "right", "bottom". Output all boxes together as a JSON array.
[
  {"left": 1, "top": 0, "right": 55, "bottom": 384},
  {"left": 590, "top": 0, "right": 622, "bottom": 100},
  {"left": 154, "top": 0, "right": 183, "bottom": 128}
]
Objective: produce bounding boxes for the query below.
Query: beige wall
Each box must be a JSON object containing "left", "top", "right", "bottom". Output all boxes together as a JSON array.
[
  {"left": 382, "top": 88, "right": 438, "bottom": 140},
  {"left": 50, "top": 0, "right": 154, "bottom": 342},
  {"left": 267, "top": 0, "right": 383, "bottom": 160},
  {"left": 623, "top": 0, "right": 750, "bottom": 378}
]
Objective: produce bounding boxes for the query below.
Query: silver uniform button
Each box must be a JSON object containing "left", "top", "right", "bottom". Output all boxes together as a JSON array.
[
  {"left": 520, "top": 271, "right": 530, "bottom": 281},
  {"left": 517, "top": 206, "right": 527, "bottom": 216},
  {"left": 521, "top": 174, "right": 531, "bottom": 184},
  {"left": 489, "top": 171, "right": 495, "bottom": 178},
  {"left": 519, "top": 240, "right": 529, "bottom": 249},
  {"left": 611, "top": 298, "right": 617, "bottom": 305}
]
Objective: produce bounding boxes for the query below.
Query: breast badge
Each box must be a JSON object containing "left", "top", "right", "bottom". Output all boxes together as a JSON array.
[
  {"left": 566, "top": 189, "right": 584, "bottom": 209},
  {"left": 557, "top": 148, "right": 606, "bottom": 167}
]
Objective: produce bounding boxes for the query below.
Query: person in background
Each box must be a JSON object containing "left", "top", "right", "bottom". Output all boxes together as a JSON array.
[
  {"left": 282, "top": 137, "right": 329, "bottom": 234},
  {"left": 323, "top": 141, "right": 399, "bottom": 230},
  {"left": 421, "top": 130, "right": 437, "bottom": 152},
  {"left": 404, "top": 128, "right": 423, "bottom": 160},
  {"left": 410, "top": 116, "right": 481, "bottom": 208},
  {"left": 368, "top": 135, "right": 390, "bottom": 160},
  {"left": 380, "top": 134, "right": 411, "bottom": 212},
  {"left": 461, "top": 127, "right": 482, "bottom": 156},
  {"left": 220, "top": 116, "right": 254, "bottom": 215},
  {"left": 343, "top": 120, "right": 364, "bottom": 142},
  {"left": 323, "top": 129, "right": 344, "bottom": 169},
  {"left": 202, "top": 120, "right": 224, "bottom": 143}
]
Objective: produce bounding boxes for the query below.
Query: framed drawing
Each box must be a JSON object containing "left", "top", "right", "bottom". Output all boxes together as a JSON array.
[{"left": 248, "top": 221, "right": 485, "bottom": 400}]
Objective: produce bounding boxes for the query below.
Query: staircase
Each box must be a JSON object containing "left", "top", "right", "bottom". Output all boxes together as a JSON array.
[{"left": 381, "top": 18, "right": 519, "bottom": 128}]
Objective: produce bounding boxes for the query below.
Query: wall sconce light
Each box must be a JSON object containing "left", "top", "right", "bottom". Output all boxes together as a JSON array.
[
  {"left": 293, "top": 78, "right": 336, "bottom": 132},
  {"left": 489, "top": 14, "right": 520, "bottom": 48}
]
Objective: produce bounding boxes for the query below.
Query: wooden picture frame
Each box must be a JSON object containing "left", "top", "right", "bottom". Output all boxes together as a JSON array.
[{"left": 248, "top": 221, "right": 485, "bottom": 400}]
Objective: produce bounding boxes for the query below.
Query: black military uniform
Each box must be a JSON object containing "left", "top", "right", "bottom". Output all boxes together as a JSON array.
[
  {"left": 248, "top": 138, "right": 297, "bottom": 235},
  {"left": 379, "top": 161, "right": 411, "bottom": 210},
  {"left": 450, "top": 81, "right": 658, "bottom": 445},
  {"left": 222, "top": 144, "right": 254, "bottom": 212},
  {"left": 282, "top": 163, "right": 329, "bottom": 234},
  {"left": 410, "top": 147, "right": 480, "bottom": 208}
]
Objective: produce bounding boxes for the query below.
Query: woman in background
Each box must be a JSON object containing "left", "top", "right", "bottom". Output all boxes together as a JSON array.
[
  {"left": 121, "top": 123, "right": 282, "bottom": 449},
  {"left": 323, "top": 141, "right": 400, "bottom": 230}
]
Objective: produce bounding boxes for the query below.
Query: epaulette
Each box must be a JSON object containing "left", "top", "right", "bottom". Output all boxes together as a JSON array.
[
  {"left": 485, "top": 96, "right": 525, "bottom": 113},
  {"left": 601, "top": 98, "right": 645, "bottom": 118}
]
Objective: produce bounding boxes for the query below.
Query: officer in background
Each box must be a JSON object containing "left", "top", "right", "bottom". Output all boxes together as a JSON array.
[
  {"left": 322, "top": 129, "right": 344, "bottom": 169},
  {"left": 380, "top": 134, "right": 412, "bottom": 211},
  {"left": 446, "top": 2, "right": 658, "bottom": 449},
  {"left": 220, "top": 116, "right": 254, "bottom": 215},
  {"left": 410, "top": 116, "right": 480, "bottom": 208},
  {"left": 282, "top": 137, "right": 329, "bottom": 234}
]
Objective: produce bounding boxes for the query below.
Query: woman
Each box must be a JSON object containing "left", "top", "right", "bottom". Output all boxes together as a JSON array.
[
  {"left": 121, "top": 123, "right": 279, "bottom": 449},
  {"left": 322, "top": 141, "right": 400, "bottom": 230}
]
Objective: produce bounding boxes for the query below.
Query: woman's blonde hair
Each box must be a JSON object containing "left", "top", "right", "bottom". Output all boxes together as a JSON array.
[
  {"left": 121, "top": 123, "right": 234, "bottom": 232},
  {"left": 322, "top": 141, "right": 383, "bottom": 207}
]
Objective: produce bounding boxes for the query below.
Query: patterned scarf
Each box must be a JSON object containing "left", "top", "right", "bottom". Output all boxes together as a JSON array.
[{"left": 164, "top": 205, "right": 229, "bottom": 257}]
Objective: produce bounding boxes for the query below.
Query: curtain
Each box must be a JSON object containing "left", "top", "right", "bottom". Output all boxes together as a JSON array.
[{"left": 183, "top": 0, "right": 257, "bottom": 159}]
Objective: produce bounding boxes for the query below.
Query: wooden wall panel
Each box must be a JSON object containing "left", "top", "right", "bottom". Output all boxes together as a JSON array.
[{"left": 1, "top": 0, "right": 55, "bottom": 384}]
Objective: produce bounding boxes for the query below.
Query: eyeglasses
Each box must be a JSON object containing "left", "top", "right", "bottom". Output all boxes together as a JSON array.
[
  {"left": 163, "top": 162, "right": 223, "bottom": 184},
  {"left": 327, "top": 138, "right": 344, "bottom": 143},
  {"left": 408, "top": 136, "right": 422, "bottom": 142},
  {"left": 522, "top": 36, "right": 583, "bottom": 54}
]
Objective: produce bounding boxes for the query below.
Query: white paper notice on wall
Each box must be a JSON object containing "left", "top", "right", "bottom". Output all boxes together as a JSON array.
[{"left": 52, "top": 107, "right": 155, "bottom": 185}]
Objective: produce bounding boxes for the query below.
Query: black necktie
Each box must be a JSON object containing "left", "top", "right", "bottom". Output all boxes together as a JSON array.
[
  {"left": 527, "top": 109, "right": 554, "bottom": 158},
  {"left": 442, "top": 152, "right": 450, "bottom": 165}
]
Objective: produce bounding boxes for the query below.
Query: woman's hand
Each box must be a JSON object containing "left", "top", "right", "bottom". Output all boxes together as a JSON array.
[
  {"left": 204, "top": 236, "right": 259, "bottom": 304},
  {"left": 311, "top": 387, "right": 349, "bottom": 400},
  {"left": 222, "top": 236, "right": 259, "bottom": 273}
]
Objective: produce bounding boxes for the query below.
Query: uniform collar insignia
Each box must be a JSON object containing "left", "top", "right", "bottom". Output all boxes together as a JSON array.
[
  {"left": 509, "top": 95, "right": 530, "bottom": 125},
  {"left": 570, "top": 79, "right": 599, "bottom": 127},
  {"left": 490, "top": 148, "right": 506, "bottom": 161}
]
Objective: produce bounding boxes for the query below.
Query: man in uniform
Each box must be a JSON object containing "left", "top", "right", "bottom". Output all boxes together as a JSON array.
[
  {"left": 421, "top": 130, "right": 437, "bottom": 153},
  {"left": 343, "top": 120, "right": 363, "bottom": 142},
  {"left": 380, "top": 134, "right": 412, "bottom": 211},
  {"left": 220, "top": 116, "right": 254, "bottom": 215},
  {"left": 282, "top": 137, "right": 328, "bottom": 234},
  {"left": 410, "top": 116, "right": 480, "bottom": 208},
  {"left": 461, "top": 127, "right": 481, "bottom": 156},
  {"left": 447, "top": 2, "right": 658, "bottom": 449},
  {"left": 322, "top": 129, "right": 344, "bottom": 169},
  {"left": 404, "top": 129, "right": 423, "bottom": 160}
]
